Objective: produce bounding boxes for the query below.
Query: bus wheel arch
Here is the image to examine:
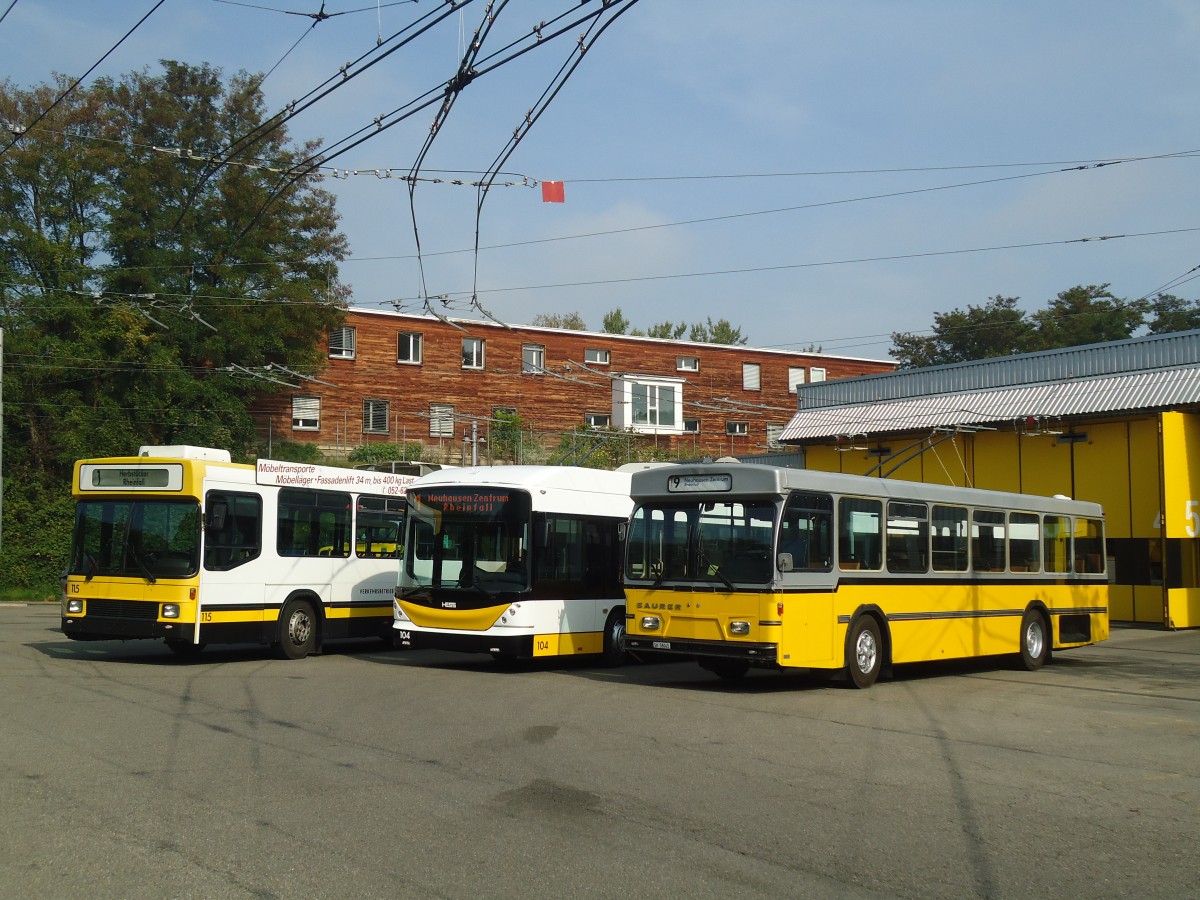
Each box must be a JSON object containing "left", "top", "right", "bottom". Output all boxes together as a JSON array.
[
  {"left": 844, "top": 607, "right": 889, "bottom": 689},
  {"left": 1018, "top": 603, "right": 1052, "bottom": 671},
  {"left": 274, "top": 592, "right": 322, "bottom": 660},
  {"left": 600, "top": 606, "right": 626, "bottom": 667}
]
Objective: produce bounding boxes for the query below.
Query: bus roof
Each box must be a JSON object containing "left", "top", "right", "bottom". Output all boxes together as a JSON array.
[
  {"left": 407, "top": 465, "right": 635, "bottom": 516},
  {"left": 629, "top": 463, "right": 1104, "bottom": 518}
]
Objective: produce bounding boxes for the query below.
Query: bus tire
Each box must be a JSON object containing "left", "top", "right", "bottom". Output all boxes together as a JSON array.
[
  {"left": 846, "top": 616, "right": 882, "bottom": 689},
  {"left": 600, "top": 610, "right": 626, "bottom": 667},
  {"left": 275, "top": 599, "right": 317, "bottom": 660},
  {"left": 166, "top": 639, "right": 205, "bottom": 657},
  {"left": 1018, "top": 607, "right": 1050, "bottom": 671}
]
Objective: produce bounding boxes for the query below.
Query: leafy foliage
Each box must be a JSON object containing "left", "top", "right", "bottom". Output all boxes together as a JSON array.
[
  {"left": 531, "top": 311, "right": 587, "bottom": 330},
  {"left": 347, "top": 442, "right": 426, "bottom": 465},
  {"left": 888, "top": 284, "right": 1194, "bottom": 368},
  {"left": 0, "top": 62, "right": 349, "bottom": 588}
]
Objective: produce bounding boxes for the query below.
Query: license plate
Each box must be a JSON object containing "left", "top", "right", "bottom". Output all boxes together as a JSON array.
[{"left": 652, "top": 641, "right": 671, "bottom": 650}]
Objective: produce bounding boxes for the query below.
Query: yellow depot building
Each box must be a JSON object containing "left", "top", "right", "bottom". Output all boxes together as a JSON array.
[{"left": 778, "top": 329, "right": 1200, "bottom": 628}]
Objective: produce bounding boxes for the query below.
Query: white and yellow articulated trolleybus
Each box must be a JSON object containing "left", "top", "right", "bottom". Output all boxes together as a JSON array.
[
  {"left": 62, "top": 446, "right": 412, "bottom": 658},
  {"left": 622, "top": 463, "right": 1109, "bottom": 687},
  {"left": 393, "top": 465, "right": 635, "bottom": 664}
]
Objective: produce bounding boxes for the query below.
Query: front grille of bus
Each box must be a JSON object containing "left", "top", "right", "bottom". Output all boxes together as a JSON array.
[{"left": 86, "top": 599, "right": 158, "bottom": 620}]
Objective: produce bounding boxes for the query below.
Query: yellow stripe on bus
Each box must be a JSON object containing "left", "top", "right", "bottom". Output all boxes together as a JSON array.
[{"left": 533, "top": 632, "right": 603, "bottom": 657}]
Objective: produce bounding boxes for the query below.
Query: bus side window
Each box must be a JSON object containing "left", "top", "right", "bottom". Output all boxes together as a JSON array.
[{"left": 204, "top": 492, "right": 262, "bottom": 570}]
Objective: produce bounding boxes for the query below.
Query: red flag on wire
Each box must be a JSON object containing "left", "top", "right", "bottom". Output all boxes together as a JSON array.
[{"left": 541, "top": 180, "right": 565, "bottom": 202}]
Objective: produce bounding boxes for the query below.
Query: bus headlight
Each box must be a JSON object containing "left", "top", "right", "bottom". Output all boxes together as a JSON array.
[
  {"left": 640, "top": 616, "right": 661, "bottom": 630},
  {"left": 162, "top": 603, "right": 180, "bottom": 619},
  {"left": 66, "top": 599, "right": 83, "bottom": 614},
  {"left": 730, "top": 621, "right": 751, "bottom": 635}
]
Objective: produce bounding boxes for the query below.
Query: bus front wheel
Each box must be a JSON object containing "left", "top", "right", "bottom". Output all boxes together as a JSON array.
[
  {"left": 1018, "top": 608, "right": 1050, "bottom": 671},
  {"left": 600, "top": 610, "right": 626, "bottom": 667},
  {"left": 275, "top": 599, "right": 317, "bottom": 660},
  {"left": 846, "top": 616, "right": 882, "bottom": 689}
]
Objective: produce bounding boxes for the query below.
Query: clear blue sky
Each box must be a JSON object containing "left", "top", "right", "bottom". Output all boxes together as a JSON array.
[{"left": 5, "top": 0, "right": 1198, "bottom": 358}]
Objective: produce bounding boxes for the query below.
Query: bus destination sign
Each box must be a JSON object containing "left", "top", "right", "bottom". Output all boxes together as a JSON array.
[
  {"left": 80, "top": 464, "right": 183, "bottom": 491},
  {"left": 667, "top": 473, "right": 733, "bottom": 493}
]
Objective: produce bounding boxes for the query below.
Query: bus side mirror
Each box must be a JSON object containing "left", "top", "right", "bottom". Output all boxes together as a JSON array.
[
  {"left": 777, "top": 552, "right": 794, "bottom": 573},
  {"left": 205, "top": 501, "right": 227, "bottom": 533}
]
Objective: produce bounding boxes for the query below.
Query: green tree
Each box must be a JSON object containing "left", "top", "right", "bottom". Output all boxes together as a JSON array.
[
  {"left": 0, "top": 61, "right": 349, "bottom": 589},
  {"left": 489, "top": 410, "right": 525, "bottom": 463},
  {"left": 531, "top": 311, "right": 587, "bottom": 330},
  {"left": 689, "top": 317, "right": 747, "bottom": 345},
  {"left": 646, "top": 321, "right": 687, "bottom": 339},
  {"left": 1029, "top": 284, "right": 1144, "bottom": 349},
  {"left": 1145, "top": 293, "right": 1200, "bottom": 334},
  {"left": 891, "top": 295, "right": 1034, "bottom": 368},
  {"left": 601, "top": 307, "right": 630, "bottom": 334}
]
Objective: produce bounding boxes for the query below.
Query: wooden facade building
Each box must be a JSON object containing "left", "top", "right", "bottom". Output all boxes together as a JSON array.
[{"left": 251, "top": 308, "right": 895, "bottom": 463}]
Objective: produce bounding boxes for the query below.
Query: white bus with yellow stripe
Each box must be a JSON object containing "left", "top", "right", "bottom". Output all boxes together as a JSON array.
[
  {"left": 62, "top": 446, "right": 412, "bottom": 658},
  {"left": 623, "top": 463, "right": 1109, "bottom": 687},
  {"left": 393, "top": 466, "right": 634, "bottom": 663}
]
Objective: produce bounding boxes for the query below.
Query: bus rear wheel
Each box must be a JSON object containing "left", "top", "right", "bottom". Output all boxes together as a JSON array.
[
  {"left": 846, "top": 616, "right": 882, "bottom": 689},
  {"left": 275, "top": 599, "right": 317, "bottom": 660},
  {"left": 1018, "top": 608, "right": 1050, "bottom": 671}
]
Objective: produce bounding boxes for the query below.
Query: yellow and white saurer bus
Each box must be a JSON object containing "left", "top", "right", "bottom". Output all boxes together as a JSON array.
[
  {"left": 623, "top": 463, "right": 1109, "bottom": 687},
  {"left": 393, "top": 465, "right": 634, "bottom": 663},
  {"left": 62, "top": 446, "right": 412, "bottom": 658}
]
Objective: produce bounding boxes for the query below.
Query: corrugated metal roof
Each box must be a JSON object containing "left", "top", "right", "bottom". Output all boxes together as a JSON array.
[
  {"left": 780, "top": 367, "right": 1200, "bottom": 441},
  {"left": 794, "top": 328, "right": 1200, "bottom": 409}
]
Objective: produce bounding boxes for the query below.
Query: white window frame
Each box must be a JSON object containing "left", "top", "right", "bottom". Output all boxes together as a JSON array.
[
  {"left": 329, "top": 326, "right": 356, "bottom": 360},
  {"left": 810, "top": 366, "right": 827, "bottom": 382},
  {"left": 363, "top": 399, "right": 389, "bottom": 434},
  {"left": 429, "top": 403, "right": 454, "bottom": 438},
  {"left": 676, "top": 356, "right": 700, "bottom": 372},
  {"left": 584, "top": 348, "right": 610, "bottom": 365},
  {"left": 788, "top": 366, "right": 805, "bottom": 393},
  {"left": 611, "top": 375, "right": 684, "bottom": 435},
  {"left": 292, "top": 396, "right": 320, "bottom": 431},
  {"left": 742, "top": 362, "right": 761, "bottom": 391},
  {"left": 726, "top": 421, "right": 749, "bottom": 436},
  {"left": 397, "top": 332, "right": 423, "bottom": 365},
  {"left": 585, "top": 413, "right": 611, "bottom": 428},
  {"left": 683, "top": 418, "right": 700, "bottom": 434},
  {"left": 522, "top": 344, "right": 546, "bottom": 375},
  {"left": 462, "top": 338, "right": 485, "bottom": 370}
]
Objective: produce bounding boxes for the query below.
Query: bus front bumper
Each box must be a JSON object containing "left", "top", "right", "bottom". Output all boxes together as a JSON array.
[
  {"left": 393, "top": 624, "right": 534, "bottom": 659},
  {"left": 624, "top": 635, "right": 777, "bottom": 663}
]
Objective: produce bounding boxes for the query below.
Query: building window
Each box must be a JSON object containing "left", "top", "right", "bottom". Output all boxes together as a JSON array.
[
  {"left": 522, "top": 344, "right": 545, "bottom": 375},
  {"left": 788, "top": 367, "right": 805, "bottom": 393},
  {"left": 585, "top": 348, "right": 610, "bottom": 365},
  {"left": 726, "top": 421, "right": 748, "bottom": 436},
  {"left": 742, "top": 362, "right": 761, "bottom": 391},
  {"left": 363, "top": 399, "right": 389, "bottom": 434},
  {"left": 810, "top": 367, "right": 827, "bottom": 382},
  {"left": 676, "top": 356, "right": 700, "bottom": 372},
  {"left": 612, "top": 375, "right": 684, "bottom": 434},
  {"left": 429, "top": 403, "right": 454, "bottom": 438},
  {"left": 462, "top": 338, "right": 485, "bottom": 370},
  {"left": 632, "top": 383, "right": 676, "bottom": 427},
  {"left": 766, "top": 423, "right": 784, "bottom": 448},
  {"left": 292, "top": 396, "right": 319, "bottom": 430},
  {"left": 585, "top": 413, "right": 611, "bottom": 428},
  {"left": 397, "top": 332, "right": 423, "bottom": 364},
  {"left": 683, "top": 418, "right": 700, "bottom": 433},
  {"left": 329, "top": 327, "right": 355, "bottom": 360}
]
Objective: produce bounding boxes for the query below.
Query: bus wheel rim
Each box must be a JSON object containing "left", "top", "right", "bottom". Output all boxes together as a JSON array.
[{"left": 856, "top": 629, "right": 877, "bottom": 673}]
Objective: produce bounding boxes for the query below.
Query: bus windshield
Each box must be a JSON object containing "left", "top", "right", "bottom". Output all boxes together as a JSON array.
[
  {"left": 404, "top": 488, "right": 532, "bottom": 594},
  {"left": 71, "top": 499, "right": 200, "bottom": 581},
  {"left": 626, "top": 499, "right": 777, "bottom": 585}
]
